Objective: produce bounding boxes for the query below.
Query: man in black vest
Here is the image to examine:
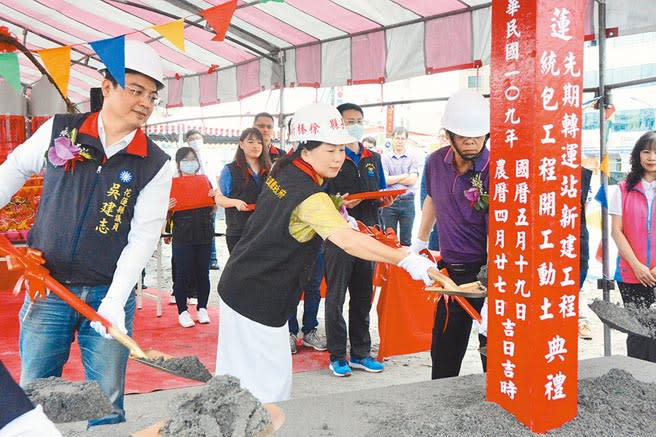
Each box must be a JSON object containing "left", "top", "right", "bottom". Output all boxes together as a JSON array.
[
  {"left": 0, "top": 40, "right": 172, "bottom": 426},
  {"left": 324, "top": 103, "right": 390, "bottom": 376}
]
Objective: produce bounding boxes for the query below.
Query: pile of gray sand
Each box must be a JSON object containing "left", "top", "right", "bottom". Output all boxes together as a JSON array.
[
  {"left": 24, "top": 377, "right": 114, "bottom": 423},
  {"left": 160, "top": 374, "right": 271, "bottom": 436},
  {"left": 368, "top": 369, "right": 656, "bottom": 436}
]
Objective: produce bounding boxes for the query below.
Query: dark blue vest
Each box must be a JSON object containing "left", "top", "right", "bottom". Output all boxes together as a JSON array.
[{"left": 28, "top": 112, "right": 170, "bottom": 285}]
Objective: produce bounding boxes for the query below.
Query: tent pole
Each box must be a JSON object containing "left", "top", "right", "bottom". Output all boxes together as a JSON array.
[
  {"left": 597, "top": 0, "right": 612, "bottom": 357},
  {"left": 279, "top": 51, "right": 287, "bottom": 151}
]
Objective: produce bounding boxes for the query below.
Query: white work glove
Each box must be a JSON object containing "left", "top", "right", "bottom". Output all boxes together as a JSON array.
[
  {"left": 398, "top": 253, "right": 436, "bottom": 285},
  {"left": 409, "top": 238, "right": 429, "bottom": 254},
  {"left": 90, "top": 296, "right": 126, "bottom": 340},
  {"left": 473, "top": 298, "right": 488, "bottom": 337},
  {"left": 1, "top": 405, "right": 62, "bottom": 437}
]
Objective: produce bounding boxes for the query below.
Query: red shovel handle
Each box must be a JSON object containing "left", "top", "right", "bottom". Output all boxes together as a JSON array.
[{"left": 43, "top": 276, "right": 112, "bottom": 330}]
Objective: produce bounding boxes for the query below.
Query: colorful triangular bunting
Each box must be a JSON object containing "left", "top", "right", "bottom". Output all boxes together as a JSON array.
[
  {"left": 37, "top": 46, "right": 71, "bottom": 97},
  {"left": 153, "top": 19, "right": 185, "bottom": 52},
  {"left": 0, "top": 53, "right": 21, "bottom": 94},
  {"left": 594, "top": 185, "right": 608, "bottom": 209},
  {"left": 90, "top": 35, "right": 125, "bottom": 87},
  {"left": 200, "top": 0, "right": 237, "bottom": 42},
  {"left": 599, "top": 153, "right": 609, "bottom": 177}
]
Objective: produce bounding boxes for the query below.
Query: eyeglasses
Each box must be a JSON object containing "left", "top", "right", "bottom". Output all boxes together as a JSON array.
[
  {"left": 254, "top": 123, "right": 273, "bottom": 130},
  {"left": 344, "top": 120, "right": 363, "bottom": 126},
  {"left": 124, "top": 85, "right": 161, "bottom": 106}
]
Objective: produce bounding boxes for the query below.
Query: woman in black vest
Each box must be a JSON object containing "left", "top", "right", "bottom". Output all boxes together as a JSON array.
[
  {"left": 216, "top": 103, "right": 441, "bottom": 404},
  {"left": 215, "top": 128, "right": 272, "bottom": 253},
  {"left": 168, "top": 147, "right": 214, "bottom": 328}
]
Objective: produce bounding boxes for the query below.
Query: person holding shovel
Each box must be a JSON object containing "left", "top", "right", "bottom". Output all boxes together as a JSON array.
[
  {"left": 413, "top": 89, "right": 490, "bottom": 379},
  {"left": 610, "top": 130, "right": 656, "bottom": 363},
  {"left": 0, "top": 40, "right": 172, "bottom": 425},
  {"left": 215, "top": 103, "right": 440, "bottom": 403}
]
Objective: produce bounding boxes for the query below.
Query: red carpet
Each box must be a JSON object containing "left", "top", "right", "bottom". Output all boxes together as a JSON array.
[{"left": 0, "top": 291, "right": 328, "bottom": 394}]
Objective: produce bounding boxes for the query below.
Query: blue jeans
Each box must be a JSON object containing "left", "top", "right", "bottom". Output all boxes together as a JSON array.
[
  {"left": 289, "top": 250, "right": 324, "bottom": 335},
  {"left": 19, "top": 285, "right": 136, "bottom": 427},
  {"left": 381, "top": 194, "right": 415, "bottom": 246}
]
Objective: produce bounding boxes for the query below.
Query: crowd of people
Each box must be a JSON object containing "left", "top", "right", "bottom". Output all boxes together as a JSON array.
[{"left": 2, "top": 37, "right": 656, "bottom": 434}]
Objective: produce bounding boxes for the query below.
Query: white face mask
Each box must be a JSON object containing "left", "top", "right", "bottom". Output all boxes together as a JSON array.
[
  {"left": 180, "top": 160, "right": 200, "bottom": 175},
  {"left": 188, "top": 139, "right": 203, "bottom": 150}
]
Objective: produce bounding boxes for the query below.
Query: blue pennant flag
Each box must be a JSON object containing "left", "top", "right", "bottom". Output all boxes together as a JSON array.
[
  {"left": 90, "top": 36, "right": 125, "bottom": 88},
  {"left": 594, "top": 185, "right": 608, "bottom": 209}
]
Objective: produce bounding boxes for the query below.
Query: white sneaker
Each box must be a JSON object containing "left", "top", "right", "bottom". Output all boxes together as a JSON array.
[
  {"left": 178, "top": 311, "right": 195, "bottom": 328},
  {"left": 169, "top": 294, "right": 176, "bottom": 305},
  {"left": 197, "top": 308, "right": 211, "bottom": 324},
  {"left": 187, "top": 297, "right": 198, "bottom": 306}
]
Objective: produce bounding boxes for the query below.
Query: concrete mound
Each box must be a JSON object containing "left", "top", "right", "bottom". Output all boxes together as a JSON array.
[
  {"left": 160, "top": 375, "right": 270, "bottom": 436},
  {"left": 24, "top": 377, "right": 115, "bottom": 423}
]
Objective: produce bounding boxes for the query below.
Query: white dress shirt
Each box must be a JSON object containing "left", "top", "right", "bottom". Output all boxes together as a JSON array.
[{"left": 0, "top": 113, "right": 173, "bottom": 305}]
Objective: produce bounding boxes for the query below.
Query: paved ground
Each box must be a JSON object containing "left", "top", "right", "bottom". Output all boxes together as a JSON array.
[{"left": 55, "top": 213, "right": 630, "bottom": 435}]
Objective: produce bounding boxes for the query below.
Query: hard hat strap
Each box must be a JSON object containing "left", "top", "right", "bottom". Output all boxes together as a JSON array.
[{"left": 447, "top": 131, "right": 489, "bottom": 162}]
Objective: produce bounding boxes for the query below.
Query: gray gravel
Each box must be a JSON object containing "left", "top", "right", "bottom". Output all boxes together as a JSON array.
[
  {"left": 160, "top": 375, "right": 270, "bottom": 437},
  {"left": 24, "top": 377, "right": 114, "bottom": 423},
  {"left": 365, "top": 369, "right": 656, "bottom": 436}
]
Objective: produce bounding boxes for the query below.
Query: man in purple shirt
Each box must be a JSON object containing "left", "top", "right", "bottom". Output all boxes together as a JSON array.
[
  {"left": 381, "top": 127, "right": 420, "bottom": 246},
  {"left": 413, "top": 90, "right": 490, "bottom": 379}
]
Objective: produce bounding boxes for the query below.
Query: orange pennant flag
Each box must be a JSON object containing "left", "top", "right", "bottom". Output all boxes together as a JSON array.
[
  {"left": 200, "top": 0, "right": 237, "bottom": 42},
  {"left": 38, "top": 46, "right": 71, "bottom": 97},
  {"left": 153, "top": 19, "right": 185, "bottom": 52},
  {"left": 600, "top": 153, "right": 609, "bottom": 177}
]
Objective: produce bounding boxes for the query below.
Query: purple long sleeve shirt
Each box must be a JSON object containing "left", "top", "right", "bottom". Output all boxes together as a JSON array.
[{"left": 424, "top": 146, "right": 489, "bottom": 265}]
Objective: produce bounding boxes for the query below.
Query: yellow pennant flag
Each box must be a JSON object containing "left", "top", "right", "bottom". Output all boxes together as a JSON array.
[
  {"left": 600, "top": 153, "right": 610, "bottom": 176},
  {"left": 38, "top": 46, "right": 71, "bottom": 97},
  {"left": 153, "top": 19, "right": 185, "bottom": 52}
]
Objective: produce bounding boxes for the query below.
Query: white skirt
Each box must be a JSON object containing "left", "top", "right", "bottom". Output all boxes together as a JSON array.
[{"left": 215, "top": 297, "right": 292, "bottom": 403}]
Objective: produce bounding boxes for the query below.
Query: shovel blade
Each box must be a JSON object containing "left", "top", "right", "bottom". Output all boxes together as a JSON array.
[
  {"left": 130, "top": 352, "right": 213, "bottom": 383},
  {"left": 589, "top": 300, "right": 652, "bottom": 339}
]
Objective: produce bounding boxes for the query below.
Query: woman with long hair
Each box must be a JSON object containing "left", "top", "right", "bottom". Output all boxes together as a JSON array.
[
  {"left": 215, "top": 128, "right": 272, "bottom": 252},
  {"left": 610, "top": 130, "right": 656, "bottom": 362},
  {"left": 168, "top": 146, "right": 214, "bottom": 327},
  {"left": 215, "top": 103, "right": 440, "bottom": 404}
]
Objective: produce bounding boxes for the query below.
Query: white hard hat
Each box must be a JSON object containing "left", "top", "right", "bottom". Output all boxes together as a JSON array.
[
  {"left": 441, "top": 89, "right": 490, "bottom": 137},
  {"left": 289, "top": 103, "right": 356, "bottom": 148},
  {"left": 105, "top": 40, "right": 165, "bottom": 89}
]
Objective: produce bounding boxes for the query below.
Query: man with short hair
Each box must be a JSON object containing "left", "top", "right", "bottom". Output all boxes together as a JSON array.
[
  {"left": 362, "top": 136, "right": 377, "bottom": 152},
  {"left": 253, "top": 112, "right": 282, "bottom": 161},
  {"left": 324, "top": 102, "right": 388, "bottom": 377},
  {"left": 0, "top": 40, "right": 172, "bottom": 425},
  {"left": 413, "top": 89, "right": 489, "bottom": 380},
  {"left": 381, "top": 126, "right": 420, "bottom": 246}
]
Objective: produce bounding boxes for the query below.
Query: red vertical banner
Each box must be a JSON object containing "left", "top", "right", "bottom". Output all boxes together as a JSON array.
[
  {"left": 385, "top": 106, "right": 394, "bottom": 137},
  {"left": 488, "top": 0, "right": 584, "bottom": 433}
]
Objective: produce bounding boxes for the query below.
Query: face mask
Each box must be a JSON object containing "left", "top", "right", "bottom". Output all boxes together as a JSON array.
[
  {"left": 180, "top": 160, "right": 200, "bottom": 174},
  {"left": 188, "top": 139, "right": 203, "bottom": 150},
  {"left": 346, "top": 124, "right": 364, "bottom": 141}
]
